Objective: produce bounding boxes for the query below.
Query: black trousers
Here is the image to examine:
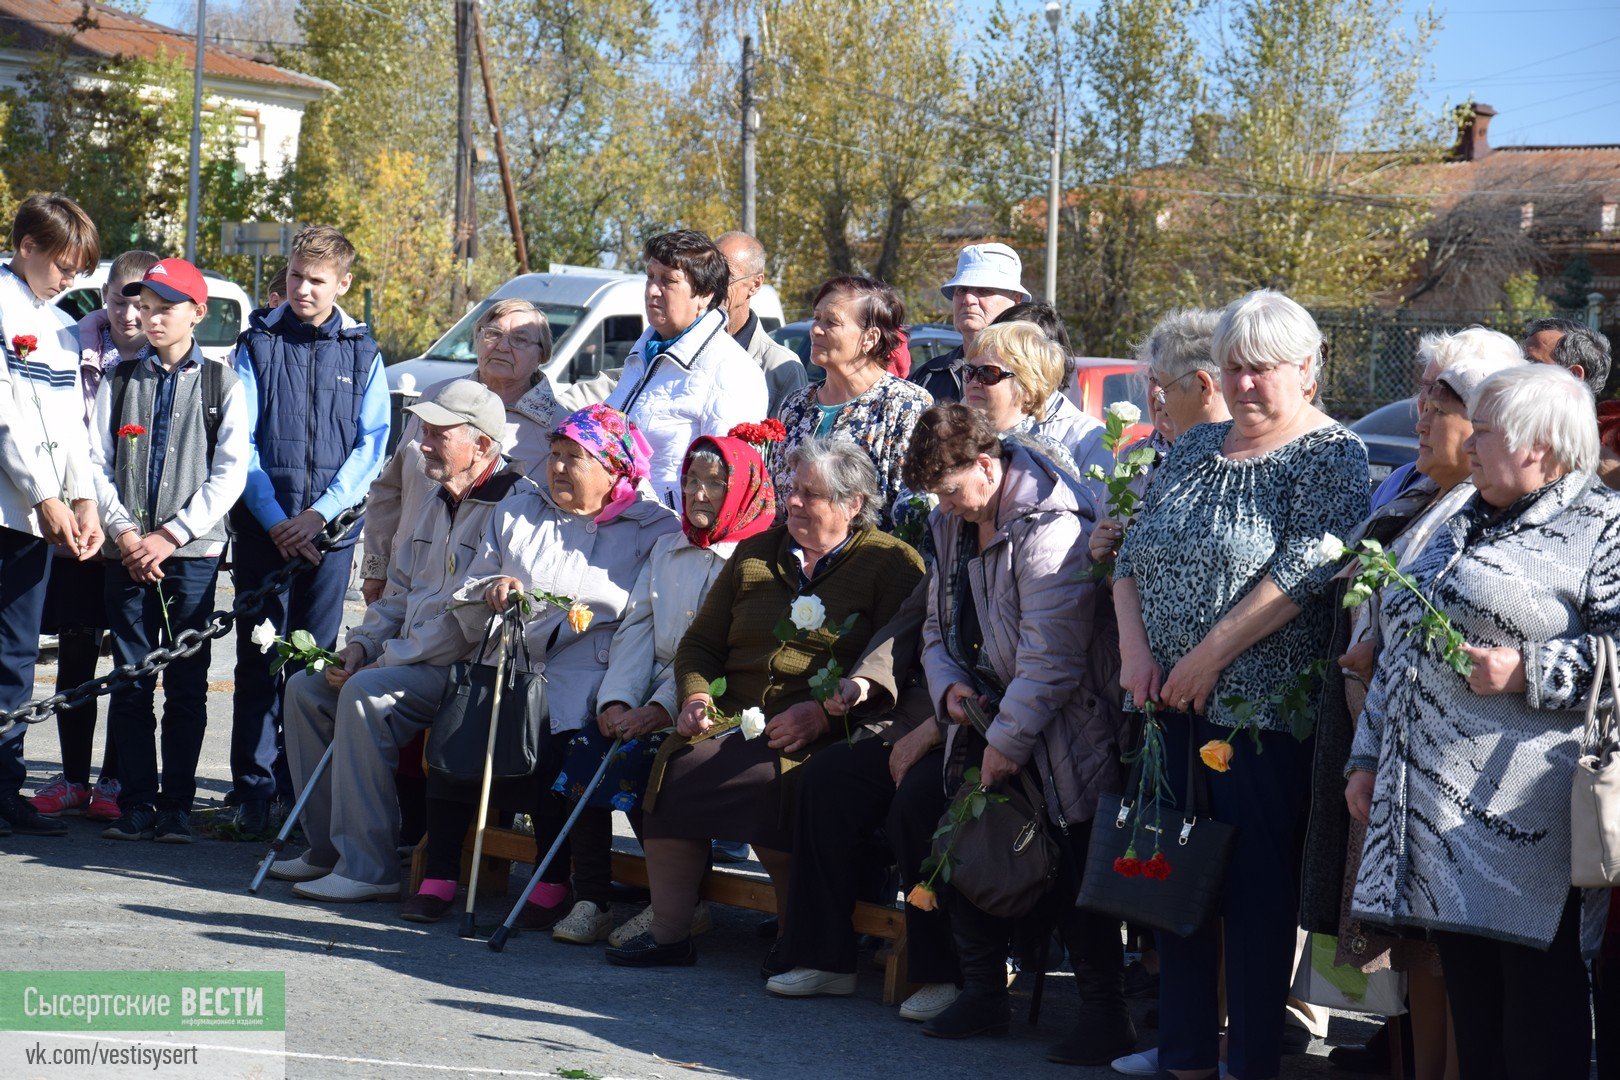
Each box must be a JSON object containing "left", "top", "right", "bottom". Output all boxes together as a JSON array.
[
  {"left": 776, "top": 736, "right": 959, "bottom": 983},
  {"left": 43, "top": 558, "right": 115, "bottom": 787},
  {"left": 1434, "top": 888, "right": 1592, "bottom": 1080}
]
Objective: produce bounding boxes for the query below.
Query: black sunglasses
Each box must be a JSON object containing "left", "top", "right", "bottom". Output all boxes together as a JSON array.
[{"left": 964, "top": 363, "right": 1018, "bottom": 386}]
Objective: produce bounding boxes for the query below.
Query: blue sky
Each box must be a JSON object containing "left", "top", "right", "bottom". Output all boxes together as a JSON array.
[{"left": 145, "top": 0, "right": 1620, "bottom": 147}]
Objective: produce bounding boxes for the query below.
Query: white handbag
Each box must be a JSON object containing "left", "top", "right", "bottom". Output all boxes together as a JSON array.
[{"left": 1572, "top": 635, "right": 1620, "bottom": 887}]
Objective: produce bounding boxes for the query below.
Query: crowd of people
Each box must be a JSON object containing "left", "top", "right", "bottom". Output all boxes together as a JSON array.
[{"left": 0, "top": 193, "right": 1614, "bottom": 1080}]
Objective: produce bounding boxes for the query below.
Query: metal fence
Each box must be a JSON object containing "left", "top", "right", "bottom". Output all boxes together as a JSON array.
[{"left": 1312, "top": 307, "right": 1590, "bottom": 421}]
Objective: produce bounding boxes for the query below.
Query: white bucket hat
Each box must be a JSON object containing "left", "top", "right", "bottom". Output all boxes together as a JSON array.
[{"left": 940, "top": 242, "right": 1031, "bottom": 302}]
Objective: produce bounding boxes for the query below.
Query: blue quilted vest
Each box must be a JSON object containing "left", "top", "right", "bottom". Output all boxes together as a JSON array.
[{"left": 231, "top": 305, "right": 377, "bottom": 547}]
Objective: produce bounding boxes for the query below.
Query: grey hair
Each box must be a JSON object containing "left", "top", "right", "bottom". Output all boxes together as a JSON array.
[
  {"left": 474, "top": 298, "right": 554, "bottom": 367},
  {"left": 1144, "top": 308, "right": 1221, "bottom": 381},
  {"left": 787, "top": 436, "right": 881, "bottom": 530},
  {"left": 1553, "top": 326, "right": 1612, "bottom": 395},
  {"left": 1472, "top": 364, "right": 1599, "bottom": 473},
  {"left": 1212, "top": 289, "right": 1323, "bottom": 384},
  {"left": 715, "top": 231, "right": 766, "bottom": 278},
  {"left": 686, "top": 447, "right": 727, "bottom": 475}
]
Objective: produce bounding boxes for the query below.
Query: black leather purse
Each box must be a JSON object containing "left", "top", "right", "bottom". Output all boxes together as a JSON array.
[
  {"left": 427, "top": 612, "right": 549, "bottom": 782},
  {"left": 1076, "top": 717, "right": 1235, "bottom": 937}
]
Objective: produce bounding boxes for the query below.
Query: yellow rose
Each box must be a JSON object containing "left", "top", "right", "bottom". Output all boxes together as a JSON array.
[
  {"left": 906, "top": 883, "right": 938, "bottom": 911},
  {"left": 1199, "top": 739, "right": 1234, "bottom": 772},
  {"left": 567, "top": 601, "right": 593, "bottom": 634}
]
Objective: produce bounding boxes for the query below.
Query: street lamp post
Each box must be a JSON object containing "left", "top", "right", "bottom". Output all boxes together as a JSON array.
[{"left": 1044, "top": 0, "right": 1063, "bottom": 304}]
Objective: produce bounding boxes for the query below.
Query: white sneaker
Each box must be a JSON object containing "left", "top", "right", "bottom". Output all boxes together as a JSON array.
[
  {"left": 607, "top": 902, "right": 714, "bottom": 948},
  {"left": 765, "top": 967, "right": 856, "bottom": 998},
  {"left": 291, "top": 873, "right": 399, "bottom": 902},
  {"left": 1111, "top": 1048, "right": 1227, "bottom": 1078},
  {"left": 898, "top": 982, "right": 960, "bottom": 1021},
  {"left": 552, "top": 901, "right": 613, "bottom": 944},
  {"left": 267, "top": 853, "right": 332, "bottom": 882}
]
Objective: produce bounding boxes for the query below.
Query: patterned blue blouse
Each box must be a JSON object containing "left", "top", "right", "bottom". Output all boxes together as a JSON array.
[{"left": 1115, "top": 420, "right": 1370, "bottom": 731}]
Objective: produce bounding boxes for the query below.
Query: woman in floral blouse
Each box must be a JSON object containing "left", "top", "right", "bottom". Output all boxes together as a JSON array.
[{"left": 771, "top": 276, "right": 932, "bottom": 531}]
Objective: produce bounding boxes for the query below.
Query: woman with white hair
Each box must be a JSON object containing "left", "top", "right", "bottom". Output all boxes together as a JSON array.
[
  {"left": 1344, "top": 363, "right": 1618, "bottom": 1080},
  {"left": 1114, "top": 289, "right": 1369, "bottom": 1080}
]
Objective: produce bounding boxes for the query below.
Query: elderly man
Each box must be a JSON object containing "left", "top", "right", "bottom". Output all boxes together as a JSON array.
[
  {"left": 1521, "top": 317, "right": 1618, "bottom": 487},
  {"left": 269, "top": 381, "right": 520, "bottom": 902},
  {"left": 716, "top": 231, "right": 805, "bottom": 418},
  {"left": 910, "top": 242, "right": 1031, "bottom": 403}
]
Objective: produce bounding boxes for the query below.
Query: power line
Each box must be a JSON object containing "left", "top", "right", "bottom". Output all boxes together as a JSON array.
[{"left": 1435, "top": 32, "right": 1620, "bottom": 88}]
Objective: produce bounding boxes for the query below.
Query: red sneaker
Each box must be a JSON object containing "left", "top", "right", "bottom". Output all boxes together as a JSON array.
[
  {"left": 86, "top": 780, "right": 122, "bottom": 822},
  {"left": 30, "top": 775, "right": 88, "bottom": 816}
]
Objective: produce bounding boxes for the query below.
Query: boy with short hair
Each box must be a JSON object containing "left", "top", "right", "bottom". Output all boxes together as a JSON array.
[
  {"left": 0, "top": 193, "right": 102, "bottom": 837},
  {"left": 229, "top": 224, "right": 389, "bottom": 837},
  {"left": 29, "top": 249, "right": 159, "bottom": 821},
  {"left": 90, "top": 258, "right": 250, "bottom": 842}
]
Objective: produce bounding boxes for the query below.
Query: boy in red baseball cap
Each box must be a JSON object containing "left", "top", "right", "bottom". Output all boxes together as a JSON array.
[{"left": 87, "top": 258, "right": 251, "bottom": 842}]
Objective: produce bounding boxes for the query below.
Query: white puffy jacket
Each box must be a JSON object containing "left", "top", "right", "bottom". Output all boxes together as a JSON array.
[{"left": 605, "top": 308, "right": 767, "bottom": 505}]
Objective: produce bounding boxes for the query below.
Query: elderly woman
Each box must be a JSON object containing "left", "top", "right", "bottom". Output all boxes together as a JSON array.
[
  {"left": 1344, "top": 364, "right": 1616, "bottom": 1080},
  {"left": 401, "top": 404, "right": 679, "bottom": 928},
  {"left": 360, "top": 298, "right": 563, "bottom": 603},
  {"left": 1302, "top": 328, "right": 1524, "bottom": 1080},
  {"left": 773, "top": 276, "right": 933, "bottom": 530},
  {"left": 959, "top": 320, "right": 1093, "bottom": 475},
  {"left": 606, "top": 230, "right": 767, "bottom": 505},
  {"left": 874, "top": 404, "right": 1131, "bottom": 1061},
  {"left": 987, "top": 302, "right": 1110, "bottom": 472},
  {"left": 606, "top": 438, "right": 924, "bottom": 968},
  {"left": 1114, "top": 290, "right": 1368, "bottom": 1080},
  {"left": 562, "top": 433, "right": 778, "bottom": 947}
]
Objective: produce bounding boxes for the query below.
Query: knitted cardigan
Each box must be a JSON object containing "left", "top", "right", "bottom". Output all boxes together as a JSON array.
[{"left": 1347, "top": 472, "right": 1620, "bottom": 948}]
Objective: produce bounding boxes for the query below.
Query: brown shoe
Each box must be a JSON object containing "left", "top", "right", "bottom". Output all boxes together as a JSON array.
[
  {"left": 399, "top": 892, "right": 454, "bottom": 923},
  {"left": 513, "top": 888, "right": 574, "bottom": 931}
]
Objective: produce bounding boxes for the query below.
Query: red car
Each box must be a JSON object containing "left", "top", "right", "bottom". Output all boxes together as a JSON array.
[{"left": 1068, "top": 356, "right": 1153, "bottom": 445}]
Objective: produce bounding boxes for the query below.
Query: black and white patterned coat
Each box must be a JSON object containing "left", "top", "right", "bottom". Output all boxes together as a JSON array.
[{"left": 1347, "top": 472, "right": 1620, "bottom": 948}]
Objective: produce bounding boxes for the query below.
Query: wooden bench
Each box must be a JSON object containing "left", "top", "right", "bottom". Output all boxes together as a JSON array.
[{"left": 411, "top": 826, "right": 918, "bottom": 1005}]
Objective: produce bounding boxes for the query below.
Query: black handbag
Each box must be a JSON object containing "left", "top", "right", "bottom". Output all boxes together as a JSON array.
[
  {"left": 932, "top": 698, "right": 1061, "bottom": 920},
  {"left": 1075, "top": 716, "right": 1235, "bottom": 937},
  {"left": 427, "top": 613, "right": 549, "bottom": 783}
]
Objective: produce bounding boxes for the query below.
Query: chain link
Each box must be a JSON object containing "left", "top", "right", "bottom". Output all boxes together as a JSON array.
[{"left": 0, "top": 503, "right": 367, "bottom": 737}]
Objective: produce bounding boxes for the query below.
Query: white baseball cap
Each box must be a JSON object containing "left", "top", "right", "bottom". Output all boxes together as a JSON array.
[{"left": 940, "top": 243, "right": 1031, "bottom": 302}]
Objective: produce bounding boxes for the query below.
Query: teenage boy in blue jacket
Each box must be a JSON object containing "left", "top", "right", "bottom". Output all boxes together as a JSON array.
[{"left": 229, "top": 224, "right": 389, "bottom": 838}]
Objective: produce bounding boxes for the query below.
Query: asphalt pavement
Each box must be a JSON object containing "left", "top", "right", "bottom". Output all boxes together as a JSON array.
[{"left": 1, "top": 586, "right": 1380, "bottom": 1079}]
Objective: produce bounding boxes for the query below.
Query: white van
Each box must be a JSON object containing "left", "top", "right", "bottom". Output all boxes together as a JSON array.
[
  {"left": 384, "top": 264, "right": 785, "bottom": 412},
  {"left": 54, "top": 261, "right": 254, "bottom": 364}
]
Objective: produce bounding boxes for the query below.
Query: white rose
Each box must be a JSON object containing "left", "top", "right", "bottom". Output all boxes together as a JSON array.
[
  {"left": 789, "top": 595, "right": 827, "bottom": 633},
  {"left": 250, "top": 619, "right": 277, "bottom": 654},
  {"left": 308, "top": 657, "right": 329, "bottom": 673},
  {"left": 1313, "top": 532, "right": 1347, "bottom": 566},
  {"left": 739, "top": 707, "right": 767, "bottom": 740},
  {"left": 1106, "top": 401, "right": 1142, "bottom": 425}
]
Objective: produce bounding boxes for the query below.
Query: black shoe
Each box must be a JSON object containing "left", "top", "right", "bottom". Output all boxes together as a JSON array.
[
  {"left": 760, "top": 939, "right": 791, "bottom": 979},
  {"left": 1122, "top": 959, "right": 1160, "bottom": 998},
  {"left": 1045, "top": 967, "right": 1138, "bottom": 1065},
  {"left": 754, "top": 916, "right": 779, "bottom": 940},
  {"left": 103, "top": 804, "right": 158, "bottom": 841},
  {"left": 0, "top": 791, "right": 68, "bottom": 836},
  {"left": 153, "top": 810, "right": 194, "bottom": 844},
  {"left": 605, "top": 932, "right": 697, "bottom": 967},
  {"left": 513, "top": 888, "right": 575, "bottom": 931},
  {"left": 233, "top": 799, "right": 272, "bottom": 840},
  {"left": 399, "top": 892, "right": 455, "bottom": 923},
  {"left": 921, "top": 988, "right": 1011, "bottom": 1039},
  {"left": 1280, "top": 1024, "right": 1317, "bottom": 1056}
]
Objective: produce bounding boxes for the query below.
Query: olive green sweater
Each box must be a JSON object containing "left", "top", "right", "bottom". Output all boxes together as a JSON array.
[{"left": 675, "top": 524, "right": 924, "bottom": 716}]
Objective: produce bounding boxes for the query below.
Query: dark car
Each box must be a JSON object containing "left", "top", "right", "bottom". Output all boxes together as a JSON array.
[
  {"left": 1348, "top": 397, "right": 1418, "bottom": 488},
  {"left": 770, "top": 321, "right": 963, "bottom": 383}
]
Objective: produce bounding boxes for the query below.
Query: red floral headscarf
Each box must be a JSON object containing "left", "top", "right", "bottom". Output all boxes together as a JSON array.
[{"left": 680, "top": 435, "right": 777, "bottom": 548}]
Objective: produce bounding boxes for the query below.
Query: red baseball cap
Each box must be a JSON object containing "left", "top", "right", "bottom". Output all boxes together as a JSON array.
[{"left": 124, "top": 258, "right": 207, "bottom": 305}]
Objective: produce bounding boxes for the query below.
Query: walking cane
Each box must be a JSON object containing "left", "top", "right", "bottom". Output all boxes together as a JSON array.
[
  {"left": 459, "top": 610, "right": 515, "bottom": 939},
  {"left": 247, "top": 743, "right": 335, "bottom": 894},
  {"left": 488, "top": 735, "right": 623, "bottom": 953}
]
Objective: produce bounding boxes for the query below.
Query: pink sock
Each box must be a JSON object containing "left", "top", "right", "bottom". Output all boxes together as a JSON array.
[
  {"left": 526, "top": 880, "right": 568, "bottom": 908},
  {"left": 417, "top": 878, "right": 456, "bottom": 902}
]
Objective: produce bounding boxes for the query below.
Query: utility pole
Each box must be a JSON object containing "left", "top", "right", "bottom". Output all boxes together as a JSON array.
[
  {"left": 185, "top": 0, "right": 207, "bottom": 263},
  {"left": 472, "top": 0, "right": 529, "bottom": 275},
  {"left": 451, "top": 0, "right": 476, "bottom": 314},
  {"left": 740, "top": 34, "right": 757, "bottom": 235},
  {"left": 1044, "top": 1, "right": 1063, "bottom": 304}
]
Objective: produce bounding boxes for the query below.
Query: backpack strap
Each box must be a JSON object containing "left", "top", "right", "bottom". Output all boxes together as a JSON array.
[{"left": 202, "top": 358, "right": 225, "bottom": 463}]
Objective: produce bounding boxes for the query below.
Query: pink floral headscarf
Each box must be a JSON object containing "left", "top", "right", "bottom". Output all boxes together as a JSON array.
[{"left": 551, "top": 403, "right": 652, "bottom": 523}]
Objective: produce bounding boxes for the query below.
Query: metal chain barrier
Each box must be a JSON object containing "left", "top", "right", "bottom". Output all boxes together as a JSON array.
[{"left": 0, "top": 502, "right": 367, "bottom": 738}]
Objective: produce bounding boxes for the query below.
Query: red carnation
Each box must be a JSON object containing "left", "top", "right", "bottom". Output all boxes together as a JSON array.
[
  {"left": 116, "top": 424, "right": 147, "bottom": 440},
  {"left": 12, "top": 334, "right": 37, "bottom": 358},
  {"left": 1113, "top": 856, "right": 1143, "bottom": 878},
  {"left": 1143, "top": 852, "right": 1173, "bottom": 880},
  {"left": 727, "top": 419, "right": 786, "bottom": 445}
]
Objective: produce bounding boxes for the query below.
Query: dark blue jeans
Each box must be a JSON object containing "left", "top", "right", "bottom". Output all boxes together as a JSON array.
[
  {"left": 229, "top": 525, "right": 354, "bottom": 803},
  {"left": 1154, "top": 710, "right": 1313, "bottom": 1080},
  {"left": 0, "top": 527, "right": 51, "bottom": 796},
  {"left": 105, "top": 556, "right": 219, "bottom": 813}
]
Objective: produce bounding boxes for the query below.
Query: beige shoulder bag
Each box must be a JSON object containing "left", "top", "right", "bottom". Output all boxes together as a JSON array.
[{"left": 1572, "top": 634, "right": 1620, "bottom": 887}]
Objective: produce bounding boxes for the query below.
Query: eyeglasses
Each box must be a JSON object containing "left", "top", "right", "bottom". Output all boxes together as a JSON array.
[
  {"left": 1149, "top": 369, "right": 1201, "bottom": 405},
  {"left": 963, "top": 363, "right": 1019, "bottom": 387},
  {"left": 783, "top": 484, "right": 835, "bottom": 504},
  {"left": 682, "top": 474, "right": 726, "bottom": 495},
  {"left": 478, "top": 327, "right": 543, "bottom": 350}
]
